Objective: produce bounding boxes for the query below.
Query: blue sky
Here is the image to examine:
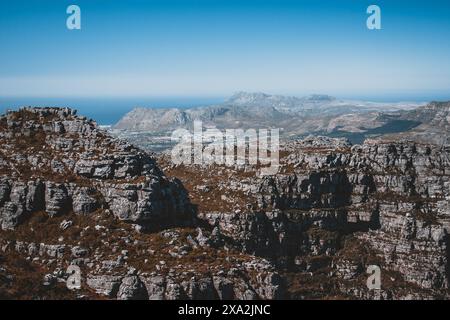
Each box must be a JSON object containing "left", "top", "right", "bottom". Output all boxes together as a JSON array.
[{"left": 1, "top": 0, "right": 450, "bottom": 99}]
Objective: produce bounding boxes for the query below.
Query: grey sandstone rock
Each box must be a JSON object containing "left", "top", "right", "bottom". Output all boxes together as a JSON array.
[
  {"left": 117, "top": 275, "right": 148, "bottom": 300},
  {"left": 87, "top": 275, "right": 122, "bottom": 297},
  {"left": 72, "top": 190, "right": 98, "bottom": 215},
  {"left": 45, "top": 183, "right": 70, "bottom": 217}
]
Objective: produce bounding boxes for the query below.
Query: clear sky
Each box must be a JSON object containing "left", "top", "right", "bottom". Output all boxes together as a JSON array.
[{"left": 1, "top": 0, "right": 450, "bottom": 99}]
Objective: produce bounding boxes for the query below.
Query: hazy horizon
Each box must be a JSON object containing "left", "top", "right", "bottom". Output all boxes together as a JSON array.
[{"left": 1, "top": 91, "right": 445, "bottom": 125}]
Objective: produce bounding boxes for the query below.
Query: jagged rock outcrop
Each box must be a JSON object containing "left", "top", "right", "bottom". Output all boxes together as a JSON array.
[
  {"left": 116, "top": 274, "right": 148, "bottom": 300},
  {"left": 0, "top": 107, "right": 288, "bottom": 300},
  {"left": 160, "top": 135, "right": 450, "bottom": 299},
  {"left": 0, "top": 107, "right": 193, "bottom": 230},
  {"left": 86, "top": 264, "right": 284, "bottom": 300},
  {"left": 2, "top": 106, "right": 450, "bottom": 300},
  {"left": 0, "top": 179, "right": 45, "bottom": 230}
]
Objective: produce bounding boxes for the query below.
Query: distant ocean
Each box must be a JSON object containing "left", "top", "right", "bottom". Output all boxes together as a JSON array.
[
  {"left": 0, "top": 97, "right": 224, "bottom": 125},
  {"left": 1, "top": 93, "right": 449, "bottom": 125}
]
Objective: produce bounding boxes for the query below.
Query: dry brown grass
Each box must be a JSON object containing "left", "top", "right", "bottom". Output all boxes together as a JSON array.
[
  {"left": 160, "top": 162, "right": 254, "bottom": 213},
  {"left": 0, "top": 251, "right": 100, "bottom": 300}
]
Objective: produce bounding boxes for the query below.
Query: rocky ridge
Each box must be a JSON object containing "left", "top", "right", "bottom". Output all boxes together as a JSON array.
[
  {"left": 0, "top": 107, "right": 284, "bottom": 300},
  {"left": 0, "top": 107, "right": 192, "bottom": 230},
  {"left": 158, "top": 135, "right": 450, "bottom": 299},
  {"left": 1, "top": 107, "right": 450, "bottom": 299}
]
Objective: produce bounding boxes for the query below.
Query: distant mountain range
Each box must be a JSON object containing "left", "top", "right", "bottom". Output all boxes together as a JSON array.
[{"left": 112, "top": 92, "right": 441, "bottom": 150}]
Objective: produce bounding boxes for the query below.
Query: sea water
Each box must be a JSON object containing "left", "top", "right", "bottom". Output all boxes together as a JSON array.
[{"left": 0, "top": 96, "right": 224, "bottom": 125}]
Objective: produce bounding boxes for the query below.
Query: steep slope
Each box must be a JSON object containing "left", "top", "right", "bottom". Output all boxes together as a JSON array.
[
  {"left": 2, "top": 107, "right": 449, "bottom": 300},
  {"left": 0, "top": 107, "right": 192, "bottom": 230},
  {"left": 158, "top": 136, "right": 450, "bottom": 299},
  {"left": 0, "top": 107, "right": 285, "bottom": 300}
]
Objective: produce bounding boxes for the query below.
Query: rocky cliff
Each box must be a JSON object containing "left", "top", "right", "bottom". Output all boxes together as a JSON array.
[
  {"left": 1, "top": 107, "right": 449, "bottom": 300},
  {"left": 0, "top": 107, "right": 284, "bottom": 300},
  {"left": 0, "top": 107, "right": 192, "bottom": 229},
  {"left": 159, "top": 136, "right": 450, "bottom": 299}
]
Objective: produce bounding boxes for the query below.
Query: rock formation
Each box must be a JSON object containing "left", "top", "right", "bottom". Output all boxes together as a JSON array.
[
  {"left": 0, "top": 107, "right": 192, "bottom": 230},
  {"left": 158, "top": 135, "right": 450, "bottom": 299},
  {"left": 0, "top": 107, "right": 284, "bottom": 300},
  {"left": 1, "top": 107, "right": 449, "bottom": 300}
]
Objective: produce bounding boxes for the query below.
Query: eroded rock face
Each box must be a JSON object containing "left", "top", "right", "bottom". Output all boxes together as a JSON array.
[
  {"left": 45, "top": 183, "right": 71, "bottom": 217},
  {"left": 86, "top": 265, "right": 284, "bottom": 300},
  {"left": 117, "top": 275, "right": 148, "bottom": 300},
  {"left": 71, "top": 188, "right": 99, "bottom": 215},
  {"left": 1, "top": 107, "right": 449, "bottom": 300},
  {"left": 161, "top": 136, "right": 450, "bottom": 299},
  {"left": 0, "top": 202, "right": 23, "bottom": 230},
  {"left": 86, "top": 275, "right": 122, "bottom": 297},
  {"left": 100, "top": 177, "right": 191, "bottom": 226},
  {"left": 0, "top": 107, "right": 193, "bottom": 230},
  {"left": 0, "top": 179, "right": 45, "bottom": 229}
]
